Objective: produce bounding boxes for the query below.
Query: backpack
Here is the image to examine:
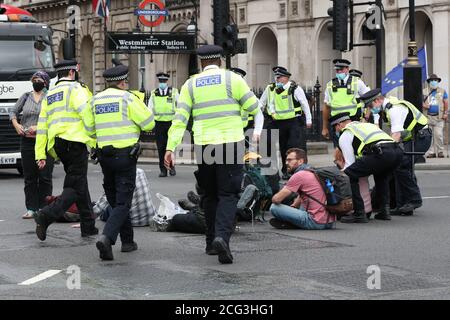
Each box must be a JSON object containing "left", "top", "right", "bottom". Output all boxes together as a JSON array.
[{"left": 303, "top": 166, "right": 353, "bottom": 216}]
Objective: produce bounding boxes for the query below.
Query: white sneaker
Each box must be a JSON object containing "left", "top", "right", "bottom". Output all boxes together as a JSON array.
[{"left": 22, "top": 210, "right": 36, "bottom": 219}]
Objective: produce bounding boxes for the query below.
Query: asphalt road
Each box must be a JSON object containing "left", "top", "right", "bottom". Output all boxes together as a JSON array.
[{"left": 0, "top": 163, "right": 450, "bottom": 300}]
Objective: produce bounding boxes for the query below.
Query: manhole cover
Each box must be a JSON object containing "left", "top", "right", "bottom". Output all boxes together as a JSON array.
[{"left": 177, "top": 231, "right": 347, "bottom": 253}]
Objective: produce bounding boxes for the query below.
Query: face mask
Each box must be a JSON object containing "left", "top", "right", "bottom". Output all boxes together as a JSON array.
[
  {"left": 336, "top": 73, "right": 347, "bottom": 81},
  {"left": 371, "top": 106, "right": 382, "bottom": 114},
  {"left": 430, "top": 80, "right": 439, "bottom": 88},
  {"left": 33, "top": 82, "right": 45, "bottom": 92},
  {"left": 159, "top": 83, "right": 168, "bottom": 90},
  {"left": 276, "top": 82, "right": 284, "bottom": 89}
]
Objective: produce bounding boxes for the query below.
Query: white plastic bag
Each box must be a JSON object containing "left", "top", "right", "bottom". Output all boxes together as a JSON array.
[{"left": 151, "top": 193, "right": 188, "bottom": 231}]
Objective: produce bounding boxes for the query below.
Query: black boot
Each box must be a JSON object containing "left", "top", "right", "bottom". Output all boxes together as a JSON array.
[
  {"left": 187, "top": 191, "right": 201, "bottom": 205},
  {"left": 121, "top": 242, "right": 138, "bottom": 252},
  {"left": 205, "top": 243, "right": 219, "bottom": 255},
  {"left": 212, "top": 237, "right": 233, "bottom": 264},
  {"left": 96, "top": 235, "right": 114, "bottom": 261},
  {"left": 374, "top": 206, "right": 392, "bottom": 220},
  {"left": 169, "top": 167, "right": 176, "bottom": 176},
  {"left": 34, "top": 211, "right": 54, "bottom": 241},
  {"left": 159, "top": 171, "right": 168, "bottom": 178},
  {"left": 178, "top": 199, "right": 197, "bottom": 211},
  {"left": 81, "top": 226, "right": 99, "bottom": 237},
  {"left": 340, "top": 210, "right": 369, "bottom": 223}
]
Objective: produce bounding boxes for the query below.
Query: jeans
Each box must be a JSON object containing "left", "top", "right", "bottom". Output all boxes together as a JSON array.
[{"left": 270, "top": 204, "right": 334, "bottom": 230}]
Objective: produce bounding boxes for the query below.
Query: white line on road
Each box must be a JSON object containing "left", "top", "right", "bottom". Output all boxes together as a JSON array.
[
  {"left": 18, "top": 270, "right": 62, "bottom": 286},
  {"left": 423, "top": 196, "right": 450, "bottom": 199},
  {"left": 0, "top": 220, "right": 5, "bottom": 222}
]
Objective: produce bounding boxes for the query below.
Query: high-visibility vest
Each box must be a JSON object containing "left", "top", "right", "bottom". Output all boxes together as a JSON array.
[
  {"left": 35, "top": 80, "right": 95, "bottom": 160},
  {"left": 385, "top": 96, "right": 428, "bottom": 141},
  {"left": 91, "top": 88, "right": 155, "bottom": 149},
  {"left": 342, "top": 121, "right": 395, "bottom": 157},
  {"left": 270, "top": 83, "right": 302, "bottom": 120},
  {"left": 167, "top": 67, "right": 259, "bottom": 150},
  {"left": 131, "top": 90, "right": 145, "bottom": 102},
  {"left": 326, "top": 76, "right": 360, "bottom": 117},
  {"left": 151, "top": 87, "right": 178, "bottom": 122}
]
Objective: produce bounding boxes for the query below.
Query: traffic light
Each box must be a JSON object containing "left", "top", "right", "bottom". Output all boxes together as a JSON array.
[
  {"left": 212, "top": 0, "right": 229, "bottom": 50},
  {"left": 327, "top": 0, "right": 349, "bottom": 51},
  {"left": 222, "top": 24, "right": 238, "bottom": 55}
]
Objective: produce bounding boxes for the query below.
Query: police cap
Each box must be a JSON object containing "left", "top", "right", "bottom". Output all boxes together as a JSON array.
[
  {"left": 103, "top": 65, "right": 129, "bottom": 82},
  {"left": 359, "top": 88, "right": 383, "bottom": 106},
  {"left": 197, "top": 45, "right": 223, "bottom": 60},
  {"left": 156, "top": 72, "right": 170, "bottom": 81},
  {"left": 329, "top": 112, "right": 351, "bottom": 127},
  {"left": 54, "top": 59, "right": 78, "bottom": 72},
  {"left": 349, "top": 69, "right": 363, "bottom": 78},
  {"left": 333, "top": 59, "right": 351, "bottom": 70},
  {"left": 272, "top": 66, "right": 291, "bottom": 77},
  {"left": 230, "top": 67, "right": 246, "bottom": 78}
]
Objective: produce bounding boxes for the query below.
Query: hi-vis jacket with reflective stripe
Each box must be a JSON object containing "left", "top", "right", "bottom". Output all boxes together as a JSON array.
[
  {"left": 385, "top": 96, "right": 428, "bottom": 141},
  {"left": 87, "top": 88, "right": 155, "bottom": 149},
  {"left": 150, "top": 87, "right": 179, "bottom": 122},
  {"left": 326, "top": 76, "right": 359, "bottom": 117},
  {"left": 35, "top": 80, "right": 95, "bottom": 160},
  {"left": 342, "top": 121, "right": 394, "bottom": 157},
  {"left": 167, "top": 67, "right": 259, "bottom": 150}
]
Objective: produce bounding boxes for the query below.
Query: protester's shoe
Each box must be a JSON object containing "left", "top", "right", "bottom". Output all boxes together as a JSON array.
[
  {"left": 281, "top": 172, "right": 290, "bottom": 180},
  {"left": 390, "top": 207, "right": 401, "bottom": 215},
  {"left": 34, "top": 211, "right": 53, "bottom": 241},
  {"left": 81, "top": 227, "right": 99, "bottom": 237},
  {"left": 374, "top": 207, "right": 392, "bottom": 221},
  {"left": 269, "top": 218, "right": 298, "bottom": 229},
  {"left": 187, "top": 191, "right": 201, "bottom": 205},
  {"left": 212, "top": 237, "right": 233, "bottom": 264},
  {"left": 340, "top": 211, "right": 369, "bottom": 223},
  {"left": 399, "top": 202, "right": 421, "bottom": 213},
  {"left": 22, "top": 210, "right": 36, "bottom": 219},
  {"left": 427, "top": 153, "right": 436, "bottom": 158},
  {"left": 205, "top": 244, "right": 219, "bottom": 256},
  {"left": 96, "top": 235, "right": 114, "bottom": 261},
  {"left": 169, "top": 168, "right": 176, "bottom": 176},
  {"left": 178, "top": 199, "right": 197, "bottom": 211},
  {"left": 438, "top": 152, "right": 445, "bottom": 158},
  {"left": 159, "top": 171, "right": 168, "bottom": 178},
  {"left": 391, "top": 207, "right": 413, "bottom": 216},
  {"left": 121, "top": 242, "right": 138, "bottom": 253}
]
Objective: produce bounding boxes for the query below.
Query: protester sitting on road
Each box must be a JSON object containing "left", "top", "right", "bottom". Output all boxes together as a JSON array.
[{"left": 269, "top": 148, "right": 336, "bottom": 230}]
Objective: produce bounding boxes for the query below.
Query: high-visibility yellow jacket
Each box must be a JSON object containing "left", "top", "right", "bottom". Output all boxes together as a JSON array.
[
  {"left": 150, "top": 87, "right": 179, "bottom": 122},
  {"left": 326, "top": 76, "right": 360, "bottom": 117}
]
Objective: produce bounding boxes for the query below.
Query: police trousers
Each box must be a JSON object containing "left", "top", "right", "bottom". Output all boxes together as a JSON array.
[
  {"left": 41, "top": 138, "right": 96, "bottom": 233},
  {"left": 155, "top": 120, "right": 172, "bottom": 173},
  {"left": 394, "top": 128, "right": 432, "bottom": 208},
  {"left": 99, "top": 149, "right": 136, "bottom": 245},
  {"left": 344, "top": 143, "right": 403, "bottom": 212},
  {"left": 271, "top": 118, "right": 302, "bottom": 174},
  {"left": 194, "top": 141, "right": 244, "bottom": 246}
]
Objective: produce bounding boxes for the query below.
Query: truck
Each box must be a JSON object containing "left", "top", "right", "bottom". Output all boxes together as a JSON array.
[{"left": 0, "top": 4, "right": 57, "bottom": 174}]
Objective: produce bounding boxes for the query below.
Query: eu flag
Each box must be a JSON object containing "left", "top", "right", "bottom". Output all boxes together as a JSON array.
[{"left": 381, "top": 47, "right": 427, "bottom": 95}]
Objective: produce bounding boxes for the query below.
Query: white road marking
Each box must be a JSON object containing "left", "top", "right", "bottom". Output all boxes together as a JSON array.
[
  {"left": 18, "top": 269, "right": 62, "bottom": 286},
  {"left": 422, "top": 196, "right": 450, "bottom": 199},
  {"left": 0, "top": 220, "right": 5, "bottom": 222}
]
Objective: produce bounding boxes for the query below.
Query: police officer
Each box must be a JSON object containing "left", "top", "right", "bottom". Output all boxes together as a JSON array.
[
  {"left": 322, "top": 59, "right": 370, "bottom": 144},
  {"left": 148, "top": 72, "right": 178, "bottom": 177},
  {"left": 165, "top": 45, "right": 259, "bottom": 264},
  {"left": 360, "top": 88, "right": 431, "bottom": 216},
  {"left": 230, "top": 67, "right": 264, "bottom": 144},
  {"left": 91, "top": 65, "right": 155, "bottom": 261},
  {"left": 260, "top": 66, "right": 312, "bottom": 179},
  {"left": 34, "top": 59, "right": 97, "bottom": 240},
  {"left": 331, "top": 113, "right": 403, "bottom": 222}
]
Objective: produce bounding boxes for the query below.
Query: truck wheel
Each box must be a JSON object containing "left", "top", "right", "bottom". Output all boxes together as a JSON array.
[{"left": 17, "top": 166, "right": 23, "bottom": 176}]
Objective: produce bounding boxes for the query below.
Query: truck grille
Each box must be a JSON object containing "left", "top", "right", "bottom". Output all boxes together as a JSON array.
[{"left": 0, "top": 116, "right": 20, "bottom": 153}]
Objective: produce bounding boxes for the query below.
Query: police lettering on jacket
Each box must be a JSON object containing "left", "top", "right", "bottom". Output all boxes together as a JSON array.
[{"left": 196, "top": 75, "right": 221, "bottom": 87}]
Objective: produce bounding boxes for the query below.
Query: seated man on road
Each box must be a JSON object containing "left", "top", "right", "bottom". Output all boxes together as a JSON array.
[{"left": 270, "top": 148, "right": 336, "bottom": 230}]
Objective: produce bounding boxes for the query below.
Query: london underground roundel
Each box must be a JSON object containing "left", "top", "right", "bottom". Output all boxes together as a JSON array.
[{"left": 138, "top": 0, "right": 167, "bottom": 28}]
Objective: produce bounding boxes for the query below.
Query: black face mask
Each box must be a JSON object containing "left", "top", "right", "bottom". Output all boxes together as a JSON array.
[{"left": 33, "top": 82, "right": 45, "bottom": 92}]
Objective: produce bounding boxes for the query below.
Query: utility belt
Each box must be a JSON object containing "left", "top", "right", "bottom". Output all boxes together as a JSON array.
[
  {"left": 94, "top": 143, "right": 142, "bottom": 160},
  {"left": 362, "top": 141, "right": 398, "bottom": 156}
]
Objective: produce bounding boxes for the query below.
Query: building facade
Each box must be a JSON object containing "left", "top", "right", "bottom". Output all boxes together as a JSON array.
[{"left": 5, "top": 0, "right": 450, "bottom": 97}]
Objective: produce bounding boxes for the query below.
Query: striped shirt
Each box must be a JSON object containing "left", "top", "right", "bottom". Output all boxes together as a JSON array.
[{"left": 9, "top": 91, "right": 45, "bottom": 129}]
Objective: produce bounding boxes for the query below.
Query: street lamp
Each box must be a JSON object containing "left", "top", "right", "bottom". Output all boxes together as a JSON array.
[{"left": 187, "top": 16, "right": 196, "bottom": 34}]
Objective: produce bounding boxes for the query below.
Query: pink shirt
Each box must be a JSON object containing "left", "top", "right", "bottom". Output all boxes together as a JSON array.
[{"left": 285, "top": 170, "right": 336, "bottom": 224}]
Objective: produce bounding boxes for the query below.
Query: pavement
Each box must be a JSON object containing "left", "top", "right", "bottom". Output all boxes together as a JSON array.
[{"left": 1, "top": 163, "right": 450, "bottom": 300}]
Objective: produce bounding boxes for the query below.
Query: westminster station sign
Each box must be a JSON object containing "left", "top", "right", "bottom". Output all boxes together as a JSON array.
[{"left": 106, "top": 32, "right": 196, "bottom": 53}]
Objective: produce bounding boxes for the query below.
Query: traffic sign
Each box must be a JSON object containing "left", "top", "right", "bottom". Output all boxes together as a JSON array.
[{"left": 136, "top": 0, "right": 167, "bottom": 28}]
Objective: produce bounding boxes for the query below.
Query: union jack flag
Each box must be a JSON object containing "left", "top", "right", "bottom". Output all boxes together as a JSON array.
[{"left": 92, "top": 0, "right": 110, "bottom": 18}]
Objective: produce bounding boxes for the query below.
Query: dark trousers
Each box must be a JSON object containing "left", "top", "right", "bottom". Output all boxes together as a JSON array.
[
  {"left": 155, "top": 121, "right": 172, "bottom": 173},
  {"left": 272, "top": 118, "right": 301, "bottom": 174},
  {"left": 20, "top": 137, "right": 54, "bottom": 211},
  {"left": 40, "top": 138, "right": 95, "bottom": 233},
  {"left": 99, "top": 151, "right": 136, "bottom": 245},
  {"left": 394, "top": 129, "right": 432, "bottom": 207},
  {"left": 344, "top": 144, "right": 403, "bottom": 212},
  {"left": 195, "top": 142, "right": 244, "bottom": 245}
]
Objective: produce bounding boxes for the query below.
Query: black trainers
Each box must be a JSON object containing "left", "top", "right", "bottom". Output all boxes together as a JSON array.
[
  {"left": 96, "top": 235, "right": 114, "bottom": 261},
  {"left": 212, "top": 237, "right": 233, "bottom": 264},
  {"left": 34, "top": 211, "right": 53, "bottom": 241},
  {"left": 187, "top": 191, "right": 201, "bottom": 205},
  {"left": 81, "top": 227, "right": 99, "bottom": 237},
  {"left": 121, "top": 242, "right": 138, "bottom": 252},
  {"left": 269, "top": 218, "right": 298, "bottom": 229}
]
